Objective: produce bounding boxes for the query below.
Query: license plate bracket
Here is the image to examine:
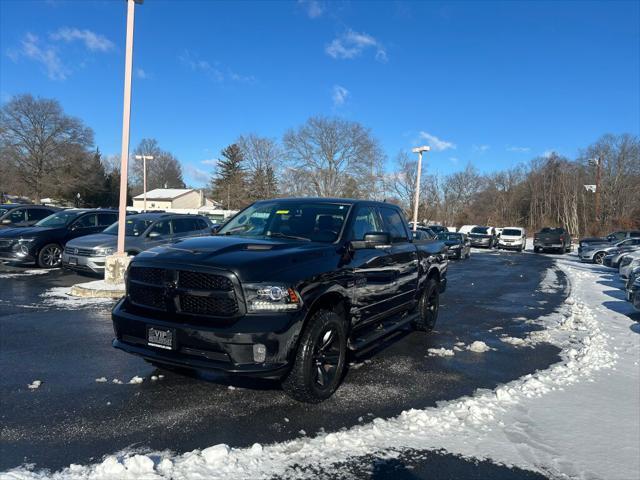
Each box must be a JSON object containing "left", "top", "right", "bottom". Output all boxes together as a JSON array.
[
  {"left": 147, "top": 326, "right": 175, "bottom": 350},
  {"left": 68, "top": 256, "right": 78, "bottom": 265}
]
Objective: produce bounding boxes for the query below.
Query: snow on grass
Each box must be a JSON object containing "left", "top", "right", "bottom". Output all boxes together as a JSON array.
[
  {"left": 3, "top": 257, "right": 639, "bottom": 480},
  {"left": 40, "top": 287, "right": 114, "bottom": 309}
]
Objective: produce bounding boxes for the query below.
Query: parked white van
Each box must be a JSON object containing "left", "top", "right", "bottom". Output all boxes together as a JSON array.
[{"left": 498, "top": 227, "right": 526, "bottom": 252}]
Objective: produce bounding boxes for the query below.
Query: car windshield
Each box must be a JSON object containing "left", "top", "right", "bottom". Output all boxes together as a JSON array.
[
  {"left": 437, "top": 232, "right": 462, "bottom": 241},
  {"left": 540, "top": 227, "right": 563, "bottom": 233},
  {"left": 34, "top": 210, "right": 82, "bottom": 228},
  {"left": 218, "top": 201, "right": 350, "bottom": 242},
  {"left": 471, "top": 226, "right": 490, "bottom": 234},
  {"left": 502, "top": 229, "right": 522, "bottom": 236},
  {"left": 103, "top": 218, "right": 154, "bottom": 236}
]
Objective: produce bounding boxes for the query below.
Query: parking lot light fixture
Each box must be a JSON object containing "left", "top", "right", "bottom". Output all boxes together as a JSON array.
[
  {"left": 411, "top": 146, "right": 430, "bottom": 232},
  {"left": 134, "top": 155, "right": 154, "bottom": 211}
]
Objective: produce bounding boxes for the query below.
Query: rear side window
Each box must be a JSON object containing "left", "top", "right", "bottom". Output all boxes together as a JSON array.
[
  {"left": 172, "top": 218, "right": 199, "bottom": 233},
  {"left": 379, "top": 207, "right": 410, "bottom": 243},
  {"left": 27, "top": 208, "right": 53, "bottom": 221},
  {"left": 351, "top": 206, "right": 382, "bottom": 241},
  {"left": 98, "top": 213, "right": 118, "bottom": 227}
]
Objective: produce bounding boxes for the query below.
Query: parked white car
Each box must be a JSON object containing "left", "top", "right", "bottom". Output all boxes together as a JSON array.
[
  {"left": 497, "top": 227, "right": 526, "bottom": 251},
  {"left": 458, "top": 225, "right": 477, "bottom": 235},
  {"left": 619, "top": 252, "right": 640, "bottom": 279}
]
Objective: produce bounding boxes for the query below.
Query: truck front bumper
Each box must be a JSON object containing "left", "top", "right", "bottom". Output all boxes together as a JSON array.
[{"left": 111, "top": 298, "right": 304, "bottom": 378}]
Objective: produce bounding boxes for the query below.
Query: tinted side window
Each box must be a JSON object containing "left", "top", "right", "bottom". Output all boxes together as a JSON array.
[
  {"left": 630, "top": 231, "right": 640, "bottom": 238},
  {"left": 27, "top": 208, "right": 53, "bottom": 221},
  {"left": 98, "top": 213, "right": 118, "bottom": 227},
  {"left": 148, "top": 220, "right": 171, "bottom": 237},
  {"left": 8, "top": 209, "right": 26, "bottom": 223},
  {"left": 351, "top": 206, "right": 382, "bottom": 240},
  {"left": 172, "top": 218, "right": 198, "bottom": 234},
  {"left": 74, "top": 214, "right": 97, "bottom": 228},
  {"left": 196, "top": 218, "right": 209, "bottom": 230},
  {"left": 379, "top": 207, "right": 410, "bottom": 243}
]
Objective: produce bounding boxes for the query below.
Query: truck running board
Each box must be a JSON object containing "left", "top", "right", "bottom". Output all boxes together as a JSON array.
[{"left": 348, "top": 313, "right": 418, "bottom": 352}]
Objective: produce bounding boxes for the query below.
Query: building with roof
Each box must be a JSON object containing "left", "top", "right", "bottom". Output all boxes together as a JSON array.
[{"left": 132, "top": 188, "right": 220, "bottom": 210}]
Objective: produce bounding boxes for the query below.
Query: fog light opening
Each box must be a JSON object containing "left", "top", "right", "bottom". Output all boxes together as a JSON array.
[{"left": 253, "top": 344, "right": 267, "bottom": 363}]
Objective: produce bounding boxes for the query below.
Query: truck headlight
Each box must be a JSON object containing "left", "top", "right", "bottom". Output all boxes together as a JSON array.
[{"left": 244, "top": 283, "right": 302, "bottom": 312}]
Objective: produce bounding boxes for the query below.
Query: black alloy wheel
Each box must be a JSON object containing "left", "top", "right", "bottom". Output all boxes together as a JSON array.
[
  {"left": 282, "top": 309, "right": 347, "bottom": 403},
  {"left": 414, "top": 277, "right": 440, "bottom": 332}
]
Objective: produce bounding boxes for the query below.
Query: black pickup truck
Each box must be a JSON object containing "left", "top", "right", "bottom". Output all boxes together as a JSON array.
[
  {"left": 112, "top": 198, "right": 448, "bottom": 402},
  {"left": 533, "top": 227, "right": 572, "bottom": 253}
]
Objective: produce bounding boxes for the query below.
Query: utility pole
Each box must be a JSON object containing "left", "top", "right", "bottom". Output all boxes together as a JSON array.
[
  {"left": 411, "top": 146, "right": 430, "bottom": 232},
  {"left": 135, "top": 154, "right": 154, "bottom": 211},
  {"left": 594, "top": 155, "right": 602, "bottom": 226}
]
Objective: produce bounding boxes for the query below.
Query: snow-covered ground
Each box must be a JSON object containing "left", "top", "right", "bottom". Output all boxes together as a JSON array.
[{"left": 2, "top": 254, "right": 639, "bottom": 480}]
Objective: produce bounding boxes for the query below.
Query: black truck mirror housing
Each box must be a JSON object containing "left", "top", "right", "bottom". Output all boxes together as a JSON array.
[{"left": 351, "top": 232, "right": 392, "bottom": 250}]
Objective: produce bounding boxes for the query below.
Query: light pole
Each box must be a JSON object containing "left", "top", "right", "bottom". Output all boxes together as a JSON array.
[
  {"left": 588, "top": 156, "right": 602, "bottom": 228},
  {"left": 411, "top": 146, "right": 430, "bottom": 232},
  {"left": 135, "top": 154, "right": 154, "bottom": 211},
  {"left": 115, "top": 0, "right": 143, "bottom": 255}
]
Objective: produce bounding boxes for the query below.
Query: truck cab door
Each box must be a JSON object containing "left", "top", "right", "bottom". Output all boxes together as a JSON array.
[
  {"left": 378, "top": 206, "right": 419, "bottom": 313},
  {"left": 348, "top": 206, "right": 398, "bottom": 328}
]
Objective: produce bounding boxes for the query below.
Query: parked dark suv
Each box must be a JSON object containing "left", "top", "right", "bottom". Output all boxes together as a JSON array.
[
  {"left": 0, "top": 209, "right": 118, "bottom": 268},
  {"left": 112, "top": 198, "right": 448, "bottom": 402},
  {"left": 0, "top": 204, "right": 59, "bottom": 229}
]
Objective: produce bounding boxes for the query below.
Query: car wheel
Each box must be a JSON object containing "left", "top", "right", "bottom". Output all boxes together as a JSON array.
[
  {"left": 534, "top": 247, "right": 540, "bottom": 253},
  {"left": 594, "top": 252, "right": 606, "bottom": 265},
  {"left": 37, "top": 243, "right": 62, "bottom": 268},
  {"left": 413, "top": 278, "right": 440, "bottom": 332},
  {"left": 282, "top": 309, "right": 347, "bottom": 403}
]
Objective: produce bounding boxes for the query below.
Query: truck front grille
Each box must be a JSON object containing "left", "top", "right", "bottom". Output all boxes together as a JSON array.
[{"left": 127, "top": 265, "right": 242, "bottom": 318}]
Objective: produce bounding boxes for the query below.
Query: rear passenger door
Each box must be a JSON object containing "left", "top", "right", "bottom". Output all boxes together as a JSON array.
[{"left": 378, "top": 206, "right": 420, "bottom": 313}]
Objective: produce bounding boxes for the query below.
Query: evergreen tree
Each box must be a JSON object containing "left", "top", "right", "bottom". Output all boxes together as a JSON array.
[{"left": 209, "top": 144, "right": 248, "bottom": 209}]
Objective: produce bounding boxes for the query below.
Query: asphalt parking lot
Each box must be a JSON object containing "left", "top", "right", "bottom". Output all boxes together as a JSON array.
[{"left": 0, "top": 249, "right": 568, "bottom": 478}]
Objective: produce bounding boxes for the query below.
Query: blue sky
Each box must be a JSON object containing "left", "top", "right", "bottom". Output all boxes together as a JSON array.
[{"left": 1, "top": 0, "right": 639, "bottom": 187}]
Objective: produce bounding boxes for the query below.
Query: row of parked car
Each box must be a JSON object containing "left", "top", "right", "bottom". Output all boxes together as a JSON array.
[{"left": 0, "top": 206, "right": 215, "bottom": 271}]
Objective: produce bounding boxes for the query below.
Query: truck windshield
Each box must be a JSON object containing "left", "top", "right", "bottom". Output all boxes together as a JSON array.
[
  {"left": 437, "top": 232, "right": 462, "bottom": 241},
  {"left": 471, "top": 227, "right": 490, "bottom": 234},
  {"left": 540, "top": 228, "right": 564, "bottom": 233},
  {"left": 103, "top": 218, "right": 154, "bottom": 236},
  {"left": 218, "top": 201, "right": 350, "bottom": 243}
]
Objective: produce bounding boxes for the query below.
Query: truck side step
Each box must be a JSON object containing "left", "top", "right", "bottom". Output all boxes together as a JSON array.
[{"left": 348, "top": 313, "right": 418, "bottom": 352}]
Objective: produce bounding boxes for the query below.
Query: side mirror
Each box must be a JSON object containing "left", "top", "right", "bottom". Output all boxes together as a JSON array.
[
  {"left": 351, "top": 232, "right": 392, "bottom": 250},
  {"left": 148, "top": 231, "right": 161, "bottom": 238}
]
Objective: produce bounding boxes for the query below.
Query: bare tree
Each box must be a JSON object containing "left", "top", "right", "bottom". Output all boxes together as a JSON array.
[
  {"left": 282, "top": 116, "right": 385, "bottom": 199},
  {"left": 237, "top": 134, "right": 280, "bottom": 200},
  {"left": 0, "top": 94, "right": 93, "bottom": 202}
]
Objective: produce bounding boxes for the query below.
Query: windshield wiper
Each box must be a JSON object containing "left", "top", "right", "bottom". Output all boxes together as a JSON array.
[{"left": 266, "top": 232, "right": 311, "bottom": 242}]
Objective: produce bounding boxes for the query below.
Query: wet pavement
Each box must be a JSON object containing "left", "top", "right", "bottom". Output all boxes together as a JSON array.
[{"left": 0, "top": 249, "right": 569, "bottom": 477}]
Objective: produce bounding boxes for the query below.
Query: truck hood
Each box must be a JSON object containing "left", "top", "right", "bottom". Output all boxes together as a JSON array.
[
  {"left": 65, "top": 233, "right": 117, "bottom": 249},
  {"left": 0, "top": 225, "right": 58, "bottom": 238},
  {"left": 133, "top": 235, "right": 337, "bottom": 282}
]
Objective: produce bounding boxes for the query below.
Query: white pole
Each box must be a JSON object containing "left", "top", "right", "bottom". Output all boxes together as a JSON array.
[
  {"left": 116, "top": 0, "right": 136, "bottom": 254},
  {"left": 143, "top": 155, "right": 147, "bottom": 211},
  {"left": 412, "top": 151, "right": 422, "bottom": 232}
]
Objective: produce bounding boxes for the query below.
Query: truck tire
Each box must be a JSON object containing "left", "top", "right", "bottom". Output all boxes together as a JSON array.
[
  {"left": 282, "top": 310, "right": 347, "bottom": 403},
  {"left": 37, "top": 243, "right": 63, "bottom": 268},
  {"left": 413, "top": 277, "right": 440, "bottom": 332}
]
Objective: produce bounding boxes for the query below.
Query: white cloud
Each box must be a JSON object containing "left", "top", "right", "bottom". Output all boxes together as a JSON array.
[
  {"left": 332, "top": 85, "right": 349, "bottom": 106},
  {"left": 201, "top": 159, "right": 217, "bottom": 166},
  {"left": 50, "top": 27, "right": 114, "bottom": 52},
  {"left": 506, "top": 145, "right": 531, "bottom": 153},
  {"left": 136, "top": 68, "right": 149, "bottom": 79},
  {"left": 298, "top": 0, "right": 324, "bottom": 18},
  {"left": 473, "top": 144, "right": 490, "bottom": 152},
  {"left": 449, "top": 157, "right": 459, "bottom": 165},
  {"left": 418, "top": 131, "right": 456, "bottom": 152},
  {"left": 179, "top": 50, "right": 254, "bottom": 83},
  {"left": 185, "top": 165, "right": 211, "bottom": 184},
  {"left": 326, "top": 30, "right": 387, "bottom": 62},
  {"left": 8, "top": 32, "right": 68, "bottom": 80}
]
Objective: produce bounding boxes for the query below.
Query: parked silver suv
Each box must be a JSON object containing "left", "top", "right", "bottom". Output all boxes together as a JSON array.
[{"left": 62, "top": 213, "right": 212, "bottom": 274}]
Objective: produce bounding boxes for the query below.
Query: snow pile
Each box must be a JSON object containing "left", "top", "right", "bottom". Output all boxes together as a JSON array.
[
  {"left": 94, "top": 377, "right": 107, "bottom": 383},
  {"left": 466, "top": 340, "right": 493, "bottom": 353},
  {"left": 427, "top": 347, "right": 455, "bottom": 357},
  {"left": 40, "top": 287, "right": 114, "bottom": 309},
  {"left": 128, "top": 376, "right": 144, "bottom": 385},
  {"left": 3, "top": 258, "right": 638, "bottom": 480},
  {"left": 27, "top": 380, "right": 42, "bottom": 390}
]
